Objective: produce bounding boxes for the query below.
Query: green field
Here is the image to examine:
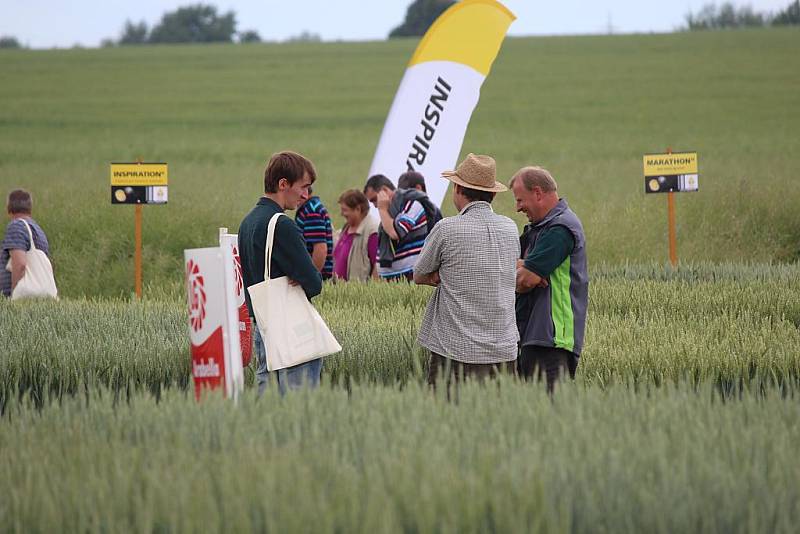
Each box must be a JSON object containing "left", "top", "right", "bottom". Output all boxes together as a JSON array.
[
  {"left": 3, "top": 384, "right": 799, "bottom": 533},
  {"left": 2, "top": 268, "right": 800, "bottom": 532},
  {"left": 3, "top": 264, "right": 800, "bottom": 406},
  {"left": 2, "top": 29, "right": 800, "bottom": 532},
  {"left": 1, "top": 29, "right": 799, "bottom": 297}
]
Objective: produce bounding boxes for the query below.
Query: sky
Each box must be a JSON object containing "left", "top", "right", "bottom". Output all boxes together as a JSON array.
[{"left": 0, "top": 0, "right": 791, "bottom": 48}]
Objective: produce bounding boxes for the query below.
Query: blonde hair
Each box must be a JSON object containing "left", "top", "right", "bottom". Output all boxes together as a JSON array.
[{"left": 509, "top": 166, "right": 558, "bottom": 193}]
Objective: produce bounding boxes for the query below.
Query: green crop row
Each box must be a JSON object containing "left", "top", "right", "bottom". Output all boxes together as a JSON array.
[
  {"left": 2, "top": 264, "right": 799, "bottom": 410},
  {"left": 1, "top": 382, "right": 798, "bottom": 533}
]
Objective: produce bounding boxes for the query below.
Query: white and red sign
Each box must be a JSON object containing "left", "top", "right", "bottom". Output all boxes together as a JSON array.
[
  {"left": 219, "top": 230, "right": 253, "bottom": 368},
  {"left": 184, "top": 246, "right": 243, "bottom": 400}
]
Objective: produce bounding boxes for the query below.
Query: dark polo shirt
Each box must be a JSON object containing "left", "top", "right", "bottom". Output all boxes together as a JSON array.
[{"left": 238, "top": 197, "right": 322, "bottom": 318}]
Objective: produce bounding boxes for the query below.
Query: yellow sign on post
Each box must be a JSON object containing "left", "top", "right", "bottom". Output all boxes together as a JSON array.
[
  {"left": 110, "top": 161, "right": 168, "bottom": 299},
  {"left": 110, "top": 162, "right": 168, "bottom": 204},
  {"left": 643, "top": 152, "right": 699, "bottom": 194},
  {"left": 643, "top": 150, "right": 699, "bottom": 267}
]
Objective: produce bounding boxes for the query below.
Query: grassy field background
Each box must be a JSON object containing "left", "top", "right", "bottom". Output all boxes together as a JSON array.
[
  {"left": 3, "top": 262, "right": 800, "bottom": 531},
  {"left": 2, "top": 29, "right": 800, "bottom": 532},
  {"left": 3, "top": 383, "right": 798, "bottom": 533},
  {"left": 1, "top": 29, "right": 799, "bottom": 297}
]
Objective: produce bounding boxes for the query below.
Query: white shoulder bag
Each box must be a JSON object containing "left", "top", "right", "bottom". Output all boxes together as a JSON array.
[
  {"left": 247, "top": 212, "right": 341, "bottom": 371},
  {"left": 8, "top": 219, "right": 58, "bottom": 301}
]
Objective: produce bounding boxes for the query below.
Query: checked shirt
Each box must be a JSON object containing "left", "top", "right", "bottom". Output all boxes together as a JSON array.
[{"left": 415, "top": 201, "right": 520, "bottom": 364}]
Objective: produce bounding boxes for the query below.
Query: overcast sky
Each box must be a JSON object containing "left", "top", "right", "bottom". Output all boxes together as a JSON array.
[{"left": 0, "top": 0, "right": 791, "bottom": 48}]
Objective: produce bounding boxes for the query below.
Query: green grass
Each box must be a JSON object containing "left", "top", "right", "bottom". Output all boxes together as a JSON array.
[
  {"left": 1, "top": 29, "right": 799, "bottom": 297},
  {"left": 2, "top": 383, "right": 799, "bottom": 533},
  {"left": 2, "top": 264, "right": 799, "bottom": 409},
  {"left": 2, "top": 30, "right": 800, "bottom": 532}
]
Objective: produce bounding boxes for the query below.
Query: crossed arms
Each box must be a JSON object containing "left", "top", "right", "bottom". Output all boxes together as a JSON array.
[{"left": 516, "top": 259, "right": 548, "bottom": 293}]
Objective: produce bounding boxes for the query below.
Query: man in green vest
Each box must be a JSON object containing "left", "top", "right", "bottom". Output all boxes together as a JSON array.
[{"left": 511, "top": 166, "right": 589, "bottom": 394}]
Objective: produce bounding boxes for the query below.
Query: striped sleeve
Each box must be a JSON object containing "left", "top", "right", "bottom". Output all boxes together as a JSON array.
[
  {"left": 1, "top": 220, "right": 30, "bottom": 252},
  {"left": 296, "top": 200, "right": 330, "bottom": 244},
  {"left": 394, "top": 200, "right": 427, "bottom": 240}
]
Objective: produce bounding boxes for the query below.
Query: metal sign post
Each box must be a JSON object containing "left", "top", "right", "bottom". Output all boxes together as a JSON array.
[
  {"left": 643, "top": 149, "right": 699, "bottom": 267},
  {"left": 667, "top": 191, "right": 677, "bottom": 266},
  {"left": 110, "top": 160, "right": 169, "bottom": 298},
  {"left": 135, "top": 204, "right": 142, "bottom": 297}
]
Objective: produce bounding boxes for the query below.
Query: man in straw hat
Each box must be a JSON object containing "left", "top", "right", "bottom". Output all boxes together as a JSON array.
[
  {"left": 510, "top": 166, "right": 588, "bottom": 394},
  {"left": 414, "top": 154, "right": 520, "bottom": 391}
]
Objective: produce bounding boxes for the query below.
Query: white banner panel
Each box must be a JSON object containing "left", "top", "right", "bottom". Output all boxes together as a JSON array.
[
  {"left": 184, "top": 246, "right": 242, "bottom": 400},
  {"left": 368, "top": 0, "right": 515, "bottom": 208},
  {"left": 368, "top": 62, "right": 484, "bottom": 208},
  {"left": 220, "top": 231, "right": 253, "bottom": 369}
]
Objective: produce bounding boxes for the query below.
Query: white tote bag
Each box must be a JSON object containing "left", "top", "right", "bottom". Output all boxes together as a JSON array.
[
  {"left": 8, "top": 220, "right": 58, "bottom": 301},
  {"left": 247, "top": 212, "right": 341, "bottom": 371}
]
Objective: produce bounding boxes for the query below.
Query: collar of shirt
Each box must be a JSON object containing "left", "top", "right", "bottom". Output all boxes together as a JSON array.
[
  {"left": 257, "top": 196, "right": 284, "bottom": 212},
  {"left": 350, "top": 214, "right": 371, "bottom": 235},
  {"left": 459, "top": 200, "right": 493, "bottom": 216}
]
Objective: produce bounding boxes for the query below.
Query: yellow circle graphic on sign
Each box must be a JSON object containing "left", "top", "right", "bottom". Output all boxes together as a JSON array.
[
  {"left": 114, "top": 189, "right": 127, "bottom": 202},
  {"left": 648, "top": 179, "right": 660, "bottom": 192}
]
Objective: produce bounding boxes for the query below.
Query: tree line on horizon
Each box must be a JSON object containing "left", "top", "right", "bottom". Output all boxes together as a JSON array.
[
  {"left": 0, "top": 1, "right": 454, "bottom": 49},
  {"left": 685, "top": 1, "right": 799, "bottom": 29},
  {"left": 1, "top": 0, "right": 798, "bottom": 50},
  {"left": 106, "top": 1, "right": 455, "bottom": 46}
]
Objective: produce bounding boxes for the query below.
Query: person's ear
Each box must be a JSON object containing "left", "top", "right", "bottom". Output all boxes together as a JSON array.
[{"left": 278, "top": 178, "right": 288, "bottom": 191}]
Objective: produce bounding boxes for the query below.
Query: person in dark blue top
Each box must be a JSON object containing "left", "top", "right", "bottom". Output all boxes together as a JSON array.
[
  {"left": 238, "top": 151, "right": 323, "bottom": 396},
  {"left": 295, "top": 189, "right": 334, "bottom": 280},
  {"left": 2, "top": 189, "right": 51, "bottom": 297}
]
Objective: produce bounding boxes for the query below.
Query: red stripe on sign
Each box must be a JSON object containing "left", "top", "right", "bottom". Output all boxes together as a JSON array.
[{"left": 191, "top": 326, "right": 226, "bottom": 400}]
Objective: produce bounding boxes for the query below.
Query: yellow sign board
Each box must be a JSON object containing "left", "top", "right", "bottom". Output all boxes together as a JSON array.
[
  {"left": 643, "top": 152, "right": 698, "bottom": 177},
  {"left": 110, "top": 163, "right": 168, "bottom": 186}
]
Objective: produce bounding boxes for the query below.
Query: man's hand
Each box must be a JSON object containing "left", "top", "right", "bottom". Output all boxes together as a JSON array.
[
  {"left": 516, "top": 265, "right": 547, "bottom": 293},
  {"left": 414, "top": 270, "right": 440, "bottom": 287},
  {"left": 288, "top": 278, "right": 300, "bottom": 287},
  {"left": 376, "top": 190, "right": 391, "bottom": 211},
  {"left": 378, "top": 194, "right": 400, "bottom": 241}
]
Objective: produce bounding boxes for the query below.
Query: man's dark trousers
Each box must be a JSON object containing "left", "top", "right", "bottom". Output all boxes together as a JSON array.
[{"left": 517, "top": 346, "right": 578, "bottom": 394}]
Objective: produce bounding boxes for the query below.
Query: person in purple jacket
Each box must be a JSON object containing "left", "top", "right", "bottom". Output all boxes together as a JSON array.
[{"left": 332, "top": 189, "right": 379, "bottom": 281}]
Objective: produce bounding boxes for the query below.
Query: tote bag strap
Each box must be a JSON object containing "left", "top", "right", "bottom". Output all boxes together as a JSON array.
[
  {"left": 263, "top": 212, "right": 286, "bottom": 282},
  {"left": 19, "top": 219, "right": 36, "bottom": 251}
]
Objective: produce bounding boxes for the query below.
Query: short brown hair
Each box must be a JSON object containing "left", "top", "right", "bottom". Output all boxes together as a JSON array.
[
  {"left": 398, "top": 171, "right": 426, "bottom": 192},
  {"left": 338, "top": 189, "right": 369, "bottom": 215},
  {"left": 7, "top": 189, "right": 32, "bottom": 214},
  {"left": 509, "top": 166, "right": 558, "bottom": 192},
  {"left": 264, "top": 151, "right": 316, "bottom": 194},
  {"left": 457, "top": 184, "right": 495, "bottom": 203},
  {"left": 363, "top": 174, "right": 394, "bottom": 194}
]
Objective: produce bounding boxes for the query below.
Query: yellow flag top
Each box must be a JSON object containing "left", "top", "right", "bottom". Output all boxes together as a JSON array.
[{"left": 408, "top": 0, "right": 516, "bottom": 76}]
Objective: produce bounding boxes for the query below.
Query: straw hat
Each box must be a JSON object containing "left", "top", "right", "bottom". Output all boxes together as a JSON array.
[{"left": 441, "top": 153, "right": 507, "bottom": 193}]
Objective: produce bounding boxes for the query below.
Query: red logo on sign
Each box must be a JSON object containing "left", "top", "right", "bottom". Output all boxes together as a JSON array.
[
  {"left": 232, "top": 246, "right": 243, "bottom": 297},
  {"left": 186, "top": 259, "right": 207, "bottom": 332}
]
